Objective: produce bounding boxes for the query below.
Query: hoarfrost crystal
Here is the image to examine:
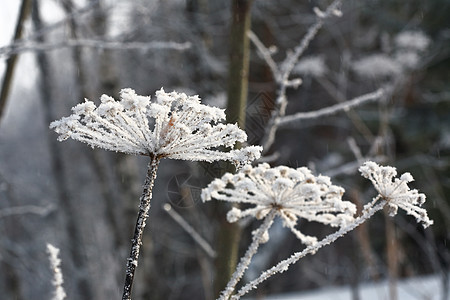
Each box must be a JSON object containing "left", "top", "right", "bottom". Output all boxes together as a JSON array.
[
  {"left": 47, "top": 244, "right": 66, "bottom": 300},
  {"left": 202, "top": 163, "right": 356, "bottom": 245},
  {"left": 359, "top": 161, "right": 433, "bottom": 228},
  {"left": 50, "top": 88, "right": 261, "bottom": 164}
]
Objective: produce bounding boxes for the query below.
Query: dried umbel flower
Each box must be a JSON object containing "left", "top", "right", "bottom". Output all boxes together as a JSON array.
[
  {"left": 50, "top": 88, "right": 261, "bottom": 165},
  {"left": 359, "top": 161, "right": 433, "bottom": 228},
  {"left": 202, "top": 163, "right": 356, "bottom": 245},
  {"left": 50, "top": 88, "right": 262, "bottom": 300}
]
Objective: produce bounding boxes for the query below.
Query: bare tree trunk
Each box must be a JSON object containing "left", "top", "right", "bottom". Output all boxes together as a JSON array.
[
  {"left": 214, "top": 0, "right": 253, "bottom": 297},
  {"left": 0, "top": 0, "right": 32, "bottom": 125}
]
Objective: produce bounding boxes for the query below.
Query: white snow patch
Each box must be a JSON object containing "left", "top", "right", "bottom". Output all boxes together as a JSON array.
[{"left": 246, "top": 274, "right": 447, "bottom": 300}]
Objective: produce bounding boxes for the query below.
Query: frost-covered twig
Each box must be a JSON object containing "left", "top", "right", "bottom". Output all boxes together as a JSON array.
[
  {"left": 231, "top": 201, "right": 386, "bottom": 300},
  {"left": 50, "top": 88, "right": 261, "bottom": 300},
  {"left": 163, "top": 203, "right": 216, "bottom": 258},
  {"left": 47, "top": 244, "right": 66, "bottom": 300},
  {"left": 247, "top": 31, "right": 279, "bottom": 82},
  {"left": 279, "top": 0, "right": 342, "bottom": 82},
  {"left": 277, "top": 88, "right": 384, "bottom": 126},
  {"left": 249, "top": 0, "right": 343, "bottom": 154},
  {"left": 0, "top": 204, "right": 54, "bottom": 218},
  {"left": 0, "top": 39, "right": 191, "bottom": 57}
]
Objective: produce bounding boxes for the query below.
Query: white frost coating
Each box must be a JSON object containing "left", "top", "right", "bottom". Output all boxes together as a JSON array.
[
  {"left": 293, "top": 55, "right": 327, "bottom": 77},
  {"left": 50, "top": 88, "right": 262, "bottom": 165},
  {"left": 395, "top": 31, "right": 430, "bottom": 52},
  {"left": 202, "top": 163, "right": 356, "bottom": 245},
  {"left": 47, "top": 244, "right": 66, "bottom": 300},
  {"left": 395, "top": 50, "right": 420, "bottom": 69},
  {"left": 359, "top": 161, "right": 433, "bottom": 228},
  {"left": 352, "top": 54, "right": 402, "bottom": 78}
]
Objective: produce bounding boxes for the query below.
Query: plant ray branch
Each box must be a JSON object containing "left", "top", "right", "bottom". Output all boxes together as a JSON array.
[
  {"left": 231, "top": 201, "right": 386, "bottom": 300},
  {"left": 277, "top": 88, "right": 384, "bottom": 126},
  {"left": 122, "top": 155, "right": 160, "bottom": 300},
  {"left": 219, "top": 209, "right": 277, "bottom": 300},
  {"left": 0, "top": 40, "right": 192, "bottom": 58}
]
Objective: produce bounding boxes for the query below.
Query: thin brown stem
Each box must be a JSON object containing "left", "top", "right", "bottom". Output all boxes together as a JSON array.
[{"left": 122, "top": 155, "right": 160, "bottom": 300}]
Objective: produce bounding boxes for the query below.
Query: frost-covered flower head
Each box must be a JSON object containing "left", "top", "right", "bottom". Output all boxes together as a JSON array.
[
  {"left": 50, "top": 88, "right": 262, "bottom": 164},
  {"left": 359, "top": 161, "right": 433, "bottom": 228},
  {"left": 202, "top": 163, "right": 356, "bottom": 245}
]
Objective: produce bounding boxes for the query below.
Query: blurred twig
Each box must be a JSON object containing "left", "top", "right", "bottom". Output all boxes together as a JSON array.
[
  {"left": 0, "top": 39, "right": 191, "bottom": 57},
  {"left": 0, "top": 204, "right": 54, "bottom": 218},
  {"left": 277, "top": 88, "right": 384, "bottom": 126}
]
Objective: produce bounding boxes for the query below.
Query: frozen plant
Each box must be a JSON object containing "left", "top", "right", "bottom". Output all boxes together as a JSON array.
[
  {"left": 202, "top": 162, "right": 432, "bottom": 300},
  {"left": 46, "top": 244, "right": 66, "bottom": 300},
  {"left": 359, "top": 161, "right": 433, "bottom": 228},
  {"left": 50, "top": 88, "right": 262, "bottom": 300},
  {"left": 202, "top": 163, "right": 356, "bottom": 300}
]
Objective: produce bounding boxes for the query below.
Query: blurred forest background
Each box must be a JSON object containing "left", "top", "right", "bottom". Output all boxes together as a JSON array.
[{"left": 0, "top": 0, "right": 449, "bottom": 299}]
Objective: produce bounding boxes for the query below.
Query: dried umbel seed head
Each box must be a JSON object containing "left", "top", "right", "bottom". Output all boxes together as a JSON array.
[
  {"left": 359, "top": 161, "right": 433, "bottom": 228},
  {"left": 202, "top": 163, "right": 356, "bottom": 245},
  {"left": 51, "top": 88, "right": 262, "bottom": 165}
]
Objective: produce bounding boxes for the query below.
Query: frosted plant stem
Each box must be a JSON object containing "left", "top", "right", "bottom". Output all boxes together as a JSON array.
[
  {"left": 122, "top": 155, "right": 160, "bottom": 300},
  {"left": 231, "top": 201, "right": 387, "bottom": 300},
  {"left": 219, "top": 209, "right": 277, "bottom": 300}
]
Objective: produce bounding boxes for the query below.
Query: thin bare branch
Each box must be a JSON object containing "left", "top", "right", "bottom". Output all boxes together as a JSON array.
[
  {"left": 0, "top": 39, "right": 191, "bottom": 57},
  {"left": 0, "top": 204, "right": 54, "bottom": 218},
  {"left": 255, "top": 0, "right": 343, "bottom": 154},
  {"left": 278, "top": 88, "right": 384, "bottom": 126},
  {"left": 164, "top": 203, "right": 216, "bottom": 259},
  {"left": 247, "top": 31, "right": 279, "bottom": 82}
]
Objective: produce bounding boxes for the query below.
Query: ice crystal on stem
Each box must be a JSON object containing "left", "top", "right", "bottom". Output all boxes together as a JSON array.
[
  {"left": 359, "top": 161, "right": 433, "bottom": 228},
  {"left": 50, "top": 88, "right": 261, "bottom": 165},
  {"left": 47, "top": 244, "right": 66, "bottom": 300},
  {"left": 50, "top": 88, "right": 261, "bottom": 300}
]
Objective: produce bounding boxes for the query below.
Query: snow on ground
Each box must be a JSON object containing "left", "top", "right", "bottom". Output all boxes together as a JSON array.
[{"left": 247, "top": 274, "right": 448, "bottom": 300}]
